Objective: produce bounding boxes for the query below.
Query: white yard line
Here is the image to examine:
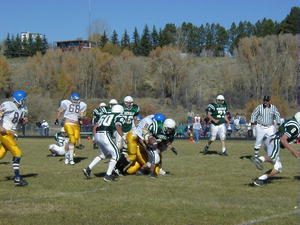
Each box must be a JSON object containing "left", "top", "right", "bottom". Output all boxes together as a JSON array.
[{"left": 238, "top": 209, "right": 300, "bottom": 225}]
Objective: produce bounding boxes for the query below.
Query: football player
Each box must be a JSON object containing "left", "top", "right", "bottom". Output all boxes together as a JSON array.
[
  {"left": 55, "top": 93, "right": 87, "bottom": 165},
  {"left": 136, "top": 117, "right": 177, "bottom": 178},
  {"left": 0, "top": 90, "right": 28, "bottom": 186},
  {"left": 48, "top": 127, "right": 69, "bottom": 157},
  {"left": 117, "top": 113, "right": 166, "bottom": 175},
  {"left": 250, "top": 112, "right": 300, "bottom": 186},
  {"left": 108, "top": 99, "right": 118, "bottom": 111},
  {"left": 116, "top": 96, "right": 140, "bottom": 151},
  {"left": 202, "top": 95, "right": 230, "bottom": 156},
  {"left": 83, "top": 104, "right": 126, "bottom": 182},
  {"left": 92, "top": 102, "right": 107, "bottom": 149}
]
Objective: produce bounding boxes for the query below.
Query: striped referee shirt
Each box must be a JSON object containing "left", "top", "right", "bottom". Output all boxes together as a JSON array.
[{"left": 250, "top": 104, "right": 281, "bottom": 126}]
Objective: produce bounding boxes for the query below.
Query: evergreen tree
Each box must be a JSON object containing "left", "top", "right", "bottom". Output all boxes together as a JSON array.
[
  {"left": 160, "top": 23, "right": 177, "bottom": 46},
  {"left": 132, "top": 27, "right": 141, "bottom": 55},
  {"left": 27, "top": 34, "right": 34, "bottom": 56},
  {"left": 255, "top": 18, "right": 278, "bottom": 36},
  {"left": 215, "top": 24, "right": 228, "bottom": 56},
  {"left": 120, "top": 30, "right": 130, "bottom": 49},
  {"left": 111, "top": 30, "right": 119, "bottom": 45},
  {"left": 4, "top": 33, "right": 13, "bottom": 58},
  {"left": 279, "top": 7, "right": 300, "bottom": 34},
  {"left": 34, "top": 35, "right": 43, "bottom": 54},
  {"left": 41, "top": 36, "right": 48, "bottom": 54},
  {"left": 100, "top": 31, "right": 109, "bottom": 48},
  {"left": 140, "top": 25, "right": 152, "bottom": 56},
  {"left": 151, "top": 25, "right": 159, "bottom": 49}
]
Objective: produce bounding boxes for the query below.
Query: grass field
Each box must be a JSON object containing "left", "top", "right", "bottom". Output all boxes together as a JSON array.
[{"left": 0, "top": 138, "right": 299, "bottom": 225}]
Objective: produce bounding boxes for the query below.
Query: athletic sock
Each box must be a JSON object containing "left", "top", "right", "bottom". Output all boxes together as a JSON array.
[
  {"left": 258, "top": 174, "right": 268, "bottom": 180},
  {"left": 106, "top": 159, "right": 117, "bottom": 176},
  {"left": 88, "top": 156, "right": 102, "bottom": 170}
]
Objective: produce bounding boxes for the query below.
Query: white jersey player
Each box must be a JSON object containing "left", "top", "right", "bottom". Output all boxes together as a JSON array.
[
  {"left": 0, "top": 90, "right": 29, "bottom": 186},
  {"left": 55, "top": 93, "right": 87, "bottom": 165}
]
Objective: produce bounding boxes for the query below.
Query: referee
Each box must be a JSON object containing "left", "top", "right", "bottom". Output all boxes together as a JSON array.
[{"left": 250, "top": 96, "right": 281, "bottom": 157}]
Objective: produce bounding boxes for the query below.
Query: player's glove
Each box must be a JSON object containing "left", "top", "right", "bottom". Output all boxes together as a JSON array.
[
  {"left": 54, "top": 119, "right": 59, "bottom": 125},
  {"left": 171, "top": 147, "right": 178, "bottom": 155}
]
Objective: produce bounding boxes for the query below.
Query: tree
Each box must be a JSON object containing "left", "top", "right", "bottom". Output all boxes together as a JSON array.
[
  {"left": 120, "top": 30, "right": 130, "bottom": 49},
  {"left": 159, "top": 23, "right": 177, "bottom": 46},
  {"left": 3, "top": 33, "right": 13, "bottom": 58},
  {"left": 0, "top": 57, "right": 11, "bottom": 97},
  {"left": 140, "top": 25, "right": 152, "bottom": 56},
  {"left": 151, "top": 25, "right": 159, "bottom": 50},
  {"left": 255, "top": 18, "right": 278, "bottom": 36},
  {"left": 99, "top": 31, "right": 109, "bottom": 48},
  {"left": 280, "top": 7, "right": 300, "bottom": 34},
  {"left": 111, "top": 30, "right": 119, "bottom": 45},
  {"left": 131, "top": 27, "right": 141, "bottom": 55}
]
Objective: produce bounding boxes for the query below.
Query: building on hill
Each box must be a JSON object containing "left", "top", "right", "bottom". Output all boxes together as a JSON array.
[
  {"left": 55, "top": 40, "right": 92, "bottom": 51},
  {"left": 21, "top": 32, "right": 45, "bottom": 41}
]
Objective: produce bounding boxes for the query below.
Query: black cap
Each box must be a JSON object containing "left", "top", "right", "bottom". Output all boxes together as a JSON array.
[{"left": 263, "top": 96, "right": 271, "bottom": 102}]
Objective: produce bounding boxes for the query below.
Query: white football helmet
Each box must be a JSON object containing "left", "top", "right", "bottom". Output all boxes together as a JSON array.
[
  {"left": 109, "top": 99, "right": 118, "bottom": 105},
  {"left": 112, "top": 104, "right": 124, "bottom": 114},
  {"left": 294, "top": 112, "right": 300, "bottom": 123},
  {"left": 216, "top": 95, "right": 225, "bottom": 104},
  {"left": 60, "top": 127, "right": 65, "bottom": 132},
  {"left": 124, "top": 96, "right": 133, "bottom": 103},
  {"left": 99, "top": 102, "right": 106, "bottom": 107},
  {"left": 163, "top": 118, "right": 176, "bottom": 134}
]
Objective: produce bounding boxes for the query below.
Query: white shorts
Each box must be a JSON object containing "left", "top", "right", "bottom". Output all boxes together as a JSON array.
[
  {"left": 210, "top": 123, "right": 227, "bottom": 141},
  {"left": 49, "top": 144, "right": 66, "bottom": 156}
]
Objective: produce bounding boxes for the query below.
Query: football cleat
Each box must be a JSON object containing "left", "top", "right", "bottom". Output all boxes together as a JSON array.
[
  {"left": 14, "top": 177, "right": 28, "bottom": 187},
  {"left": 64, "top": 159, "right": 69, "bottom": 165},
  {"left": 202, "top": 145, "right": 209, "bottom": 154},
  {"left": 148, "top": 173, "right": 157, "bottom": 179},
  {"left": 103, "top": 175, "right": 115, "bottom": 182},
  {"left": 250, "top": 156, "right": 263, "bottom": 170},
  {"left": 83, "top": 168, "right": 91, "bottom": 179},
  {"left": 220, "top": 151, "right": 229, "bottom": 156},
  {"left": 69, "top": 160, "right": 75, "bottom": 165},
  {"left": 253, "top": 178, "right": 265, "bottom": 187}
]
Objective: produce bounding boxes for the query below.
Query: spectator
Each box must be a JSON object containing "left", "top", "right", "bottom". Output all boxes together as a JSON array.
[
  {"left": 41, "top": 120, "right": 50, "bottom": 136},
  {"left": 187, "top": 109, "right": 194, "bottom": 125},
  {"left": 192, "top": 114, "right": 202, "bottom": 143}
]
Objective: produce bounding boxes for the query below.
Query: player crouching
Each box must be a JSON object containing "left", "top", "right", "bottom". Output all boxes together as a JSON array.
[{"left": 48, "top": 127, "right": 69, "bottom": 157}]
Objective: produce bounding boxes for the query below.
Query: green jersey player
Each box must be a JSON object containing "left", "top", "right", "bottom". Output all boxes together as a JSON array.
[
  {"left": 143, "top": 118, "right": 177, "bottom": 178},
  {"left": 202, "top": 95, "right": 230, "bottom": 156},
  {"left": 83, "top": 104, "right": 126, "bottom": 182},
  {"left": 251, "top": 112, "right": 300, "bottom": 186},
  {"left": 116, "top": 96, "right": 140, "bottom": 151},
  {"left": 92, "top": 102, "right": 107, "bottom": 124}
]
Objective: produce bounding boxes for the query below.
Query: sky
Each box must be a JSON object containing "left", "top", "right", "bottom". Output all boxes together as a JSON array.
[{"left": 1, "top": 0, "right": 299, "bottom": 44}]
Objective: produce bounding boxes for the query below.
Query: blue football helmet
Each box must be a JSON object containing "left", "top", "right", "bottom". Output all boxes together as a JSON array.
[
  {"left": 70, "top": 93, "right": 80, "bottom": 103},
  {"left": 12, "top": 90, "right": 27, "bottom": 106},
  {"left": 153, "top": 113, "right": 166, "bottom": 123},
  {"left": 135, "top": 114, "right": 143, "bottom": 121}
]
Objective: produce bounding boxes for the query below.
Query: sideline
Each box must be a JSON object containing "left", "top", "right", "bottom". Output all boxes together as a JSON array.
[{"left": 238, "top": 209, "right": 300, "bottom": 225}]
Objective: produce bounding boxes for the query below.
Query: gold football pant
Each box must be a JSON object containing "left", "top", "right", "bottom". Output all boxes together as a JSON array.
[
  {"left": 64, "top": 123, "right": 80, "bottom": 145},
  {"left": 0, "top": 131, "right": 22, "bottom": 159},
  {"left": 126, "top": 131, "right": 147, "bottom": 174}
]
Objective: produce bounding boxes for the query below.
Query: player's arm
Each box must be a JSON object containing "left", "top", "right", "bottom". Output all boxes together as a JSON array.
[
  {"left": 207, "top": 112, "right": 218, "bottom": 124},
  {"left": 55, "top": 108, "right": 65, "bottom": 125},
  {"left": 92, "top": 123, "right": 99, "bottom": 137},
  {"left": 0, "top": 106, "right": 7, "bottom": 135},
  {"left": 280, "top": 134, "right": 299, "bottom": 158}
]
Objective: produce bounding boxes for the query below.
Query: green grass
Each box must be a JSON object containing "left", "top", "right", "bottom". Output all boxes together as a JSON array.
[{"left": 0, "top": 138, "right": 299, "bottom": 225}]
